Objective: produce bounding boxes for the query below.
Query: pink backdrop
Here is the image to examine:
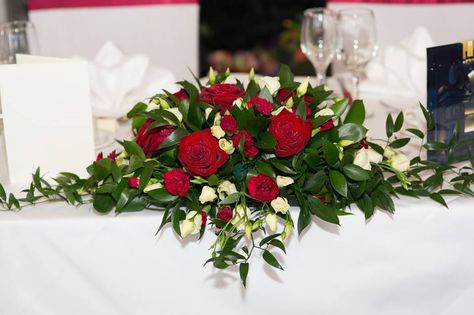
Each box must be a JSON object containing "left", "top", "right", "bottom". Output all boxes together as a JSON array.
[
  {"left": 28, "top": 0, "right": 198, "bottom": 10},
  {"left": 329, "top": 0, "right": 473, "bottom": 3}
]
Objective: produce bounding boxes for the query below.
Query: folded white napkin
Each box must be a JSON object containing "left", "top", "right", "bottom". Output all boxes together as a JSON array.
[
  {"left": 360, "top": 26, "right": 434, "bottom": 101},
  {"left": 78, "top": 41, "right": 176, "bottom": 118}
]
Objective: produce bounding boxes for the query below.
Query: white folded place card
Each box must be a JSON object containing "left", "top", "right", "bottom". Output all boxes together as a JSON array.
[{"left": 0, "top": 54, "right": 95, "bottom": 184}]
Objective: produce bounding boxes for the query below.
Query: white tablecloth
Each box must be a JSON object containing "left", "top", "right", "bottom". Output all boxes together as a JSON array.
[{"left": 1, "top": 78, "right": 474, "bottom": 314}]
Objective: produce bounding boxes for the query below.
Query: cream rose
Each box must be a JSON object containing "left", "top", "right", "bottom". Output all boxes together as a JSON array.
[
  {"left": 297, "top": 76, "right": 310, "bottom": 97},
  {"left": 217, "top": 180, "right": 237, "bottom": 199},
  {"left": 271, "top": 197, "right": 290, "bottom": 214},
  {"left": 257, "top": 76, "right": 280, "bottom": 95},
  {"left": 276, "top": 176, "right": 294, "bottom": 188},
  {"left": 314, "top": 108, "right": 334, "bottom": 118},
  {"left": 390, "top": 153, "right": 410, "bottom": 172},
  {"left": 353, "top": 148, "right": 371, "bottom": 170},
  {"left": 210, "top": 125, "right": 225, "bottom": 139},
  {"left": 265, "top": 213, "right": 278, "bottom": 232},
  {"left": 199, "top": 186, "right": 217, "bottom": 204},
  {"left": 218, "top": 138, "right": 235, "bottom": 154},
  {"left": 181, "top": 211, "right": 202, "bottom": 238}
]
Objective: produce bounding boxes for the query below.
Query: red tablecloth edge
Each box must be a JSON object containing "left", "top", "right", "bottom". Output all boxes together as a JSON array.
[{"left": 29, "top": 0, "right": 198, "bottom": 10}]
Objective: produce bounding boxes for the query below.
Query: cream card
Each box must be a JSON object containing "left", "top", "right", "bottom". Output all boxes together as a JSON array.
[{"left": 0, "top": 55, "right": 95, "bottom": 184}]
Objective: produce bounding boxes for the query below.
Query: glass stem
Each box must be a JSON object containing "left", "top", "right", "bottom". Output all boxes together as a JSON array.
[
  {"left": 316, "top": 72, "right": 326, "bottom": 86},
  {"left": 352, "top": 73, "right": 360, "bottom": 100}
]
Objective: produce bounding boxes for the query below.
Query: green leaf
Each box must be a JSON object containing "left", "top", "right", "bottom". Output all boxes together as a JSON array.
[
  {"left": 297, "top": 205, "right": 311, "bottom": 234},
  {"left": 138, "top": 161, "right": 155, "bottom": 191},
  {"left": 430, "top": 192, "right": 448, "bottom": 208},
  {"left": 323, "top": 140, "right": 339, "bottom": 166},
  {"left": 303, "top": 170, "right": 326, "bottom": 193},
  {"left": 338, "top": 123, "right": 367, "bottom": 143},
  {"left": 220, "top": 192, "right": 240, "bottom": 205},
  {"left": 329, "top": 170, "right": 348, "bottom": 197},
  {"left": 208, "top": 174, "right": 219, "bottom": 186},
  {"left": 330, "top": 98, "right": 349, "bottom": 117},
  {"left": 259, "top": 233, "right": 282, "bottom": 246},
  {"left": 263, "top": 250, "right": 284, "bottom": 270},
  {"left": 172, "top": 207, "right": 184, "bottom": 237},
  {"left": 256, "top": 132, "right": 276, "bottom": 150},
  {"left": 258, "top": 87, "right": 273, "bottom": 102},
  {"left": 154, "top": 109, "right": 181, "bottom": 126},
  {"left": 278, "top": 64, "right": 294, "bottom": 87},
  {"left": 373, "top": 190, "right": 395, "bottom": 213},
  {"left": 147, "top": 188, "right": 179, "bottom": 203},
  {"left": 256, "top": 162, "right": 276, "bottom": 178},
  {"left": 269, "top": 159, "right": 298, "bottom": 175},
  {"left": 0, "top": 184, "right": 6, "bottom": 200},
  {"left": 406, "top": 128, "right": 424, "bottom": 139},
  {"left": 394, "top": 111, "right": 404, "bottom": 132},
  {"left": 386, "top": 114, "right": 394, "bottom": 138},
  {"left": 239, "top": 263, "right": 249, "bottom": 287},
  {"left": 295, "top": 99, "right": 307, "bottom": 120},
  {"left": 122, "top": 197, "right": 148, "bottom": 212},
  {"left": 390, "top": 138, "right": 410, "bottom": 149},
  {"left": 356, "top": 194, "right": 374, "bottom": 220},
  {"left": 307, "top": 195, "right": 339, "bottom": 225},
  {"left": 423, "top": 142, "right": 448, "bottom": 151},
  {"left": 343, "top": 164, "right": 370, "bottom": 181},
  {"left": 368, "top": 142, "right": 384, "bottom": 155},
  {"left": 158, "top": 128, "right": 189, "bottom": 150},
  {"left": 344, "top": 99, "right": 365, "bottom": 125},
  {"left": 93, "top": 159, "right": 113, "bottom": 181},
  {"left": 269, "top": 239, "right": 287, "bottom": 254},
  {"left": 420, "top": 103, "right": 434, "bottom": 130},
  {"left": 92, "top": 194, "right": 115, "bottom": 213},
  {"left": 122, "top": 140, "right": 146, "bottom": 160},
  {"left": 127, "top": 102, "right": 148, "bottom": 118}
]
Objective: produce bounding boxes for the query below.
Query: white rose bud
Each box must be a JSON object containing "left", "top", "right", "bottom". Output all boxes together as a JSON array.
[
  {"left": 143, "top": 182, "right": 163, "bottom": 193},
  {"left": 225, "top": 67, "right": 230, "bottom": 76},
  {"left": 276, "top": 176, "right": 294, "bottom": 188},
  {"left": 282, "top": 220, "right": 293, "bottom": 240},
  {"left": 314, "top": 108, "right": 335, "bottom": 118},
  {"left": 245, "top": 222, "right": 253, "bottom": 239},
  {"left": 265, "top": 213, "right": 278, "bottom": 232},
  {"left": 231, "top": 204, "right": 250, "bottom": 229},
  {"left": 210, "top": 125, "right": 225, "bottom": 139},
  {"left": 384, "top": 146, "right": 397, "bottom": 159},
  {"left": 257, "top": 76, "right": 281, "bottom": 95},
  {"left": 165, "top": 107, "right": 183, "bottom": 125},
  {"left": 208, "top": 66, "right": 216, "bottom": 84},
  {"left": 271, "top": 106, "right": 291, "bottom": 116},
  {"left": 296, "top": 76, "right": 310, "bottom": 97},
  {"left": 285, "top": 97, "right": 294, "bottom": 108},
  {"left": 390, "top": 153, "right": 410, "bottom": 172},
  {"left": 205, "top": 107, "right": 213, "bottom": 120},
  {"left": 353, "top": 148, "right": 371, "bottom": 171},
  {"left": 367, "top": 148, "right": 383, "bottom": 164},
  {"left": 249, "top": 67, "right": 255, "bottom": 81},
  {"left": 232, "top": 97, "right": 244, "bottom": 109},
  {"left": 271, "top": 197, "right": 290, "bottom": 214},
  {"left": 339, "top": 139, "right": 354, "bottom": 147},
  {"left": 218, "top": 138, "right": 235, "bottom": 154},
  {"left": 213, "top": 112, "right": 222, "bottom": 126},
  {"left": 181, "top": 211, "right": 202, "bottom": 238},
  {"left": 217, "top": 180, "right": 237, "bottom": 199},
  {"left": 199, "top": 186, "right": 217, "bottom": 204}
]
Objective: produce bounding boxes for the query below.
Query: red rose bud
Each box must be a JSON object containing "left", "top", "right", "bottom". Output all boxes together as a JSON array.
[
  {"left": 107, "top": 150, "right": 116, "bottom": 162},
  {"left": 247, "top": 174, "right": 280, "bottom": 203},
  {"left": 231, "top": 130, "right": 259, "bottom": 158},
  {"left": 173, "top": 89, "right": 189, "bottom": 102},
  {"left": 200, "top": 83, "right": 245, "bottom": 113},
  {"left": 220, "top": 115, "right": 238, "bottom": 133},
  {"left": 201, "top": 211, "right": 207, "bottom": 226},
  {"left": 358, "top": 137, "right": 369, "bottom": 149},
  {"left": 319, "top": 119, "right": 335, "bottom": 131},
  {"left": 96, "top": 152, "right": 103, "bottom": 161},
  {"left": 217, "top": 207, "right": 233, "bottom": 222},
  {"left": 269, "top": 110, "right": 312, "bottom": 157},
  {"left": 163, "top": 168, "right": 190, "bottom": 197},
  {"left": 136, "top": 119, "right": 176, "bottom": 157},
  {"left": 318, "top": 195, "right": 327, "bottom": 203},
  {"left": 128, "top": 177, "right": 140, "bottom": 188},
  {"left": 248, "top": 96, "right": 273, "bottom": 116}
]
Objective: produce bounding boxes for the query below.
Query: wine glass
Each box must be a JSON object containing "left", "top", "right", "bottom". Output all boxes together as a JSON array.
[
  {"left": 300, "top": 8, "right": 337, "bottom": 86},
  {"left": 337, "top": 8, "right": 377, "bottom": 99},
  {"left": 0, "top": 21, "right": 40, "bottom": 64}
]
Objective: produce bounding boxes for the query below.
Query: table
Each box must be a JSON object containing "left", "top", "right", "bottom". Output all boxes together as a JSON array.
[{"left": 1, "top": 78, "right": 474, "bottom": 315}]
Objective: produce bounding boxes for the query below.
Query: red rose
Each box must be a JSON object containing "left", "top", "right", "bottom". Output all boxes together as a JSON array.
[
  {"left": 220, "top": 115, "right": 238, "bottom": 133},
  {"left": 216, "top": 207, "right": 233, "bottom": 222},
  {"left": 201, "top": 211, "right": 207, "bottom": 226},
  {"left": 248, "top": 97, "right": 273, "bottom": 116},
  {"left": 277, "top": 88, "right": 313, "bottom": 105},
  {"left": 178, "top": 129, "right": 228, "bottom": 177},
  {"left": 128, "top": 177, "right": 139, "bottom": 188},
  {"left": 107, "top": 150, "right": 116, "bottom": 162},
  {"left": 174, "top": 89, "right": 189, "bottom": 102},
  {"left": 269, "top": 110, "right": 312, "bottom": 157},
  {"left": 247, "top": 174, "right": 280, "bottom": 203},
  {"left": 136, "top": 119, "right": 176, "bottom": 157},
  {"left": 163, "top": 168, "right": 190, "bottom": 197},
  {"left": 200, "top": 84, "right": 245, "bottom": 113},
  {"left": 320, "top": 119, "right": 334, "bottom": 131},
  {"left": 231, "top": 130, "right": 259, "bottom": 158},
  {"left": 96, "top": 152, "right": 103, "bottom": 161}
]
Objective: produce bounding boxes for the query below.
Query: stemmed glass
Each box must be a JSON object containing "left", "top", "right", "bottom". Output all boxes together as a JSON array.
[
  {"left": 336, "top": 8, "right": 377, "bottom": 99},
  {"left": 0, "top": 21, "right": 40, "bottom": 64},
  {"left": 300, "top": 8, "right": 337, "bottom": 86}
]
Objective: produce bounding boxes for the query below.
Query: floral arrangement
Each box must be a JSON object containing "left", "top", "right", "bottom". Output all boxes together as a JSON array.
[{"left": 1, "top": 66, "right": 474, "bottom": 286}]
